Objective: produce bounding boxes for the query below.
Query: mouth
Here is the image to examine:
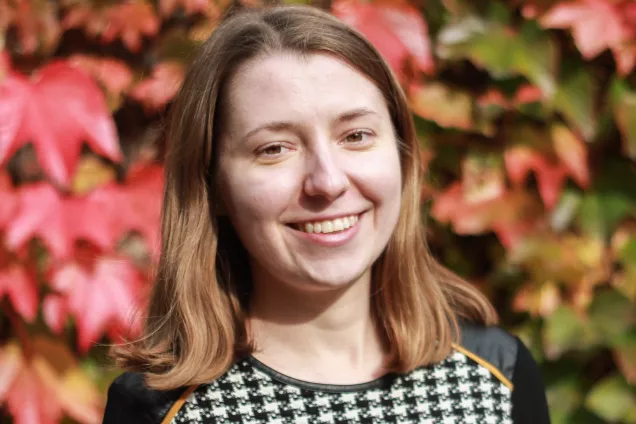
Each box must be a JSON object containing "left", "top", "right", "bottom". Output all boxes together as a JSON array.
[{"left": 287, "top": 213, "right": 361, "bottom": 234}]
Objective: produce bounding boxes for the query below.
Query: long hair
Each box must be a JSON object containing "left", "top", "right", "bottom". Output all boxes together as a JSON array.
[{"left": 112, "top": 5, "right": 497, "bottom": 390}]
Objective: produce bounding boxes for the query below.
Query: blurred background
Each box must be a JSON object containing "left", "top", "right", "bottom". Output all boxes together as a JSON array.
[{"left": 1, "top": 0, "right": 636, "bottom": 423}]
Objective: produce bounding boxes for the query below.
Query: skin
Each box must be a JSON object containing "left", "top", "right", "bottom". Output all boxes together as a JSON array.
[{"left": 217, "top": 52, "right": 402, "bottom": 384}]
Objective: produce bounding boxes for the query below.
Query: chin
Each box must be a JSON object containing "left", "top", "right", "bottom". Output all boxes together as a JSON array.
[{"left": 298, "top": 263, "right": 372, "bottom": 291}]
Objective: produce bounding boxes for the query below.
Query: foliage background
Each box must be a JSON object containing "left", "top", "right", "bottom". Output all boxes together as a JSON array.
[{"left": 1, "top": 0, "right": 636, "bottom": 422}]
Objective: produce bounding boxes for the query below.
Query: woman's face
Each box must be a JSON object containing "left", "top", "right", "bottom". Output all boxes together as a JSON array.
[{"left": 217, "top": 52, "right": 402, "bottom": 291}]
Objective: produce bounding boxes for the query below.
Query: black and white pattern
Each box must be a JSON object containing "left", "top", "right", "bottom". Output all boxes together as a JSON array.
[{"left": 172, "top": 350, "right": 513, "bottom": 423}]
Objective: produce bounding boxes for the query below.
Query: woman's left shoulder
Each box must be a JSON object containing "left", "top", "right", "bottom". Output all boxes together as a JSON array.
[{"left": 455, "top": 322, "right": 545, "bottom": 392}]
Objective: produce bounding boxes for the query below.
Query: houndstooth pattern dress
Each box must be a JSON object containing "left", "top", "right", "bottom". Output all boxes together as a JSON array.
[{"left": 171, "top": 349, "right": 513, "bottom": 424}]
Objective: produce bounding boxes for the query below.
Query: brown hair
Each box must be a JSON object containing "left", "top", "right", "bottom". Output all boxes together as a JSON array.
[{"left": 112, "top": 4, "right": 497, "bottom": 390}]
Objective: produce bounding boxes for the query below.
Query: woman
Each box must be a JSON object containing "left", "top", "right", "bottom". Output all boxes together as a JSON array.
[{"left": 103, "top": 5, "right": 550, "bottom": 424}]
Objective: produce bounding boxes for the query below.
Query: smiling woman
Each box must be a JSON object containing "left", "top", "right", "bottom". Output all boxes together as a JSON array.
[{"left": 103, "top": 5, "right": 550, "bottom": 424}]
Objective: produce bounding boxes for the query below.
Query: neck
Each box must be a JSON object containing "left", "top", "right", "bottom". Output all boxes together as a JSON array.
[{"left": 247, "top": 269, "right": 388, "bottom": 384}]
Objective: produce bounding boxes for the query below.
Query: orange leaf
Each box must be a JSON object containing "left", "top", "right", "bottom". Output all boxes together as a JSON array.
[
  {"left": 159, "top": 0, "right": 213, "bottom": 17},
  {"left": 551, "top": 123, "right": 590, "bottom": 188},
  {"left": 409, "top": 82, "right": 472, "bottom": 130},
  {"left": 131, "top": 61, "right": 185, "bottom": 111}
]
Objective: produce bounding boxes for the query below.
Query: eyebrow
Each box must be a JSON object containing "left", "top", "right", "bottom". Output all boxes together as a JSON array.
[{"left": 240, "top": 107, "right": 379, "bottom": 142}]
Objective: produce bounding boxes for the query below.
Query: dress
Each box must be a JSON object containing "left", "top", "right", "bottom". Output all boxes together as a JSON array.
[{"left": 102, "top": 325, "right": 551, "bottom": 424}]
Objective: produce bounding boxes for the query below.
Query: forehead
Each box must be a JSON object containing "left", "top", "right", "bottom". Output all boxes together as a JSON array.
[{"left": 223, "top": 52, "right": 389, "bottom": 128}]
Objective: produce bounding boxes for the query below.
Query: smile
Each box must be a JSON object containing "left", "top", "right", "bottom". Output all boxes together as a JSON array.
[{"left": 293, "top": 215, "right": 359, "bottom": 234}]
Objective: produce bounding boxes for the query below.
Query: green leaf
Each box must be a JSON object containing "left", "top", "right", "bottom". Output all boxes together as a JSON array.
[
  {"left": 436, "top": 16, "right": 557, "bottom": 96},
  {"left": 543, "top": 306, "right": 597, "bottom": 359},
  {"left": 547, "top": 376, "right": 583, "bottom": 424},
  {"left": 588, "top": 290, "right": 636, "bottom": 346},
  {"left": 585, "top": 374, "right": 636, "bottom": 423},
  {"left": 610, "top": 77, "right": 636, "bottom": 160},
  {"left": 553, "top": 61, "right": 597, "bottom": 141},
  {"left": 577, "top": 160, "right": 636, "bottom": 239}
]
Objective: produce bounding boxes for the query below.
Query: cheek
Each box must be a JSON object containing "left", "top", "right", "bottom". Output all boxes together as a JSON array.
[
  {"left": 348, "top": 147, "right": 402, "bottom": 206},
  {"left": 221, "top": 166, "right": 299, "bottom": 226}
]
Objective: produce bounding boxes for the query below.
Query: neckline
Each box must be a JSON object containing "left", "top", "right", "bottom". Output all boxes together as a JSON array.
[{"left": 246, "top": 355, "right": 396, "bottom": 394}]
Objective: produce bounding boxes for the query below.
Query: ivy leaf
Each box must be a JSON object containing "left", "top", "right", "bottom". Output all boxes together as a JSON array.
[
  {"left": 0, "top": 173, "right": 17, "bottom": 231},
  {"left": 0, "top": 61, "right": 122, "bottom": 185},
  {"left": 2, "top": 0, "right": 62, "bottom": 55},
  {"left": 131, "top": 61, "right": 185, "bottom": 111},
  {"left": 577, "top": 160, "right": 636, "bottom": 239},
  {"left": 553, "top": 62, "right": 597, "bottom": 141},
  {"left": 332, "top": 0, "right": 435, "bottom": 80},
  {"left": 610, "top": 77, "right": 636, "bottom": 160},
  {"left": 0, "top": 261, "right": 38, "bottom": 322},
  {"left": 63, "top": 2, "right": 159, "bottom": 52},
  {"left": 543, "top": 306, "right": 598, "bottom": 359},
  {"left": 551, "top": 123, "right": 589, "bottom": 188},
  {"left": 51, "top": 258, "right": 145, "bottom": 353},
  {"left": 408, "top": 82, "right": 473, "bottom": 130},
  {"left": 613, "top": 333, "right": 636, "bottom": 385},
  {"left": 159, "top": 0, "right": 213, "bottom": 17},
  {"left": 437, "top": 16, "right": 557, "bottom": 97},
  {"left": 585, "top": 374, "right": 636, "bottom": 423},
  {"left": 68, "top": 55, "right": 134, "bottom": 111},
  {"left": 588, "top": 290, "right": 636, "bottom": 346},
  {"left": 540, "top": 0, "right": 636, "bottom": 75}
]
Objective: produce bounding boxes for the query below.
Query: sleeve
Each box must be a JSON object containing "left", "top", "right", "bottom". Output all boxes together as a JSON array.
[
  {"left": 103, "top": 373, "right": 156, "bottom": 424},
  {"left": 102, "top": 372, "right": 185, "bottom": 424},
  {"left": 511, "top": 337, "right": 551, "bottom": 424}
]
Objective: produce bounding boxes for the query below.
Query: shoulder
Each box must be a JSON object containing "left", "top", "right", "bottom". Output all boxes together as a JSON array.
[
  {"left": 456, "top": 322, "right": 519, "bottom": 389},
  {"left": 103, "top": 372, "right": 188, "bottom": 424}
]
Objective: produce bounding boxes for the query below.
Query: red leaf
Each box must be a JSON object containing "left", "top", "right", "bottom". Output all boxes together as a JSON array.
[
  {"left": 0, "top": 61, "right": 122, "bottom": 185},
  {"left": 551, "top": 123, "right": 590, "bottom": 188},
  {"left": 431, "top": 182, "right": 538, "bottom": 248},
  {"left": 0, "top": 173, "right": 18, "bottom": 231},
  {"left": 64, "top": 2, "right": 159, "bottom": 52},
  {"left": 0, "top": 263, "right": 38, "bottom": 322},
  {"left": 5, "top": 165, "right": 164, "bottom": 259},
  {"left": 3, "top": 0, "right": 62, "bottom": 55},
  {"left": 540, "top": 0, "right": 636, "bottom": 74},
  {"left": 118, "top": 164, "right": 165, "bottom": 250},
  {"left": 42, "top": 294, "right": 69, "bottom": 334},
  {"left": 131, "top": 62, "right": 185, "bottom": 111},
  {"left": 5, "top": 184, "right": 79, "bottom": 259},
  {"left": 332, "top": 0, "right": 434, "bottom": 80},
  {"left": 52, "top": 258, "right": 144, "bottom": 352},
  {"left": 504, "top": 146, "right": 568, "bottom": 209},
  {"left": 6, "top": 365, "right": 62, "bottom": 424},
  {"left": 159, "top": 0, "right": 211, "bottom": 17},
  {"left": 68, "top": 55, "right": 133, "bottom": 97}
]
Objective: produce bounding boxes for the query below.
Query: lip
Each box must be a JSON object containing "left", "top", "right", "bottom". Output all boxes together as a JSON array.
[{"left": 287, "top": 212, "right": 364, "bottom": 247}]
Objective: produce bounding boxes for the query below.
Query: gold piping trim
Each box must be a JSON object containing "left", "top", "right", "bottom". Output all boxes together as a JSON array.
[
  {"left": 161, "top": 384, "right": 198, "bottom": 424},
  {"left": 451, "top": 343, "right": 514, "bottom": 391}
]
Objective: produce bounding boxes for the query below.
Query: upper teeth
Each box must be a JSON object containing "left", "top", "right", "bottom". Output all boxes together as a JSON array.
[{"left": 298, "top": 215, "right": 359, "bottom": 234}]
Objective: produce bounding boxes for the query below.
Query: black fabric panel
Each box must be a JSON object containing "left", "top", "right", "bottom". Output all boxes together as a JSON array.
[
  {"left": 460, "top": 323, "right": 518, "bottom": 383},
  {"left": 511, "top": 337, "right": 551, "bottom": 424},
  {"left": 102, "top": 372, "right": 185, "bottom": 424}
]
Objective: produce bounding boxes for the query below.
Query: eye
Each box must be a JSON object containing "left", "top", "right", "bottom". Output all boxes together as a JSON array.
[
  {"left": 261, "top": 145, "right": 285, "bottom": 156},
  {"left": 342, "top": 130, "right": 373, "bottom": 145},
  {"left": 255, "top": 143, "right": 292, "bottom": 160}
]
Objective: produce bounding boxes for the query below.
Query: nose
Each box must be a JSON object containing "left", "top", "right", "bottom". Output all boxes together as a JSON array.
[{"left": 303, "top": 146, "right": 350, "bottom": 200}]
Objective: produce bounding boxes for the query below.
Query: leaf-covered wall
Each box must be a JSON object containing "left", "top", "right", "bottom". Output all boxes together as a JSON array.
[{"left": 1, "top": 0, "right": 635, "bottom": 423}]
